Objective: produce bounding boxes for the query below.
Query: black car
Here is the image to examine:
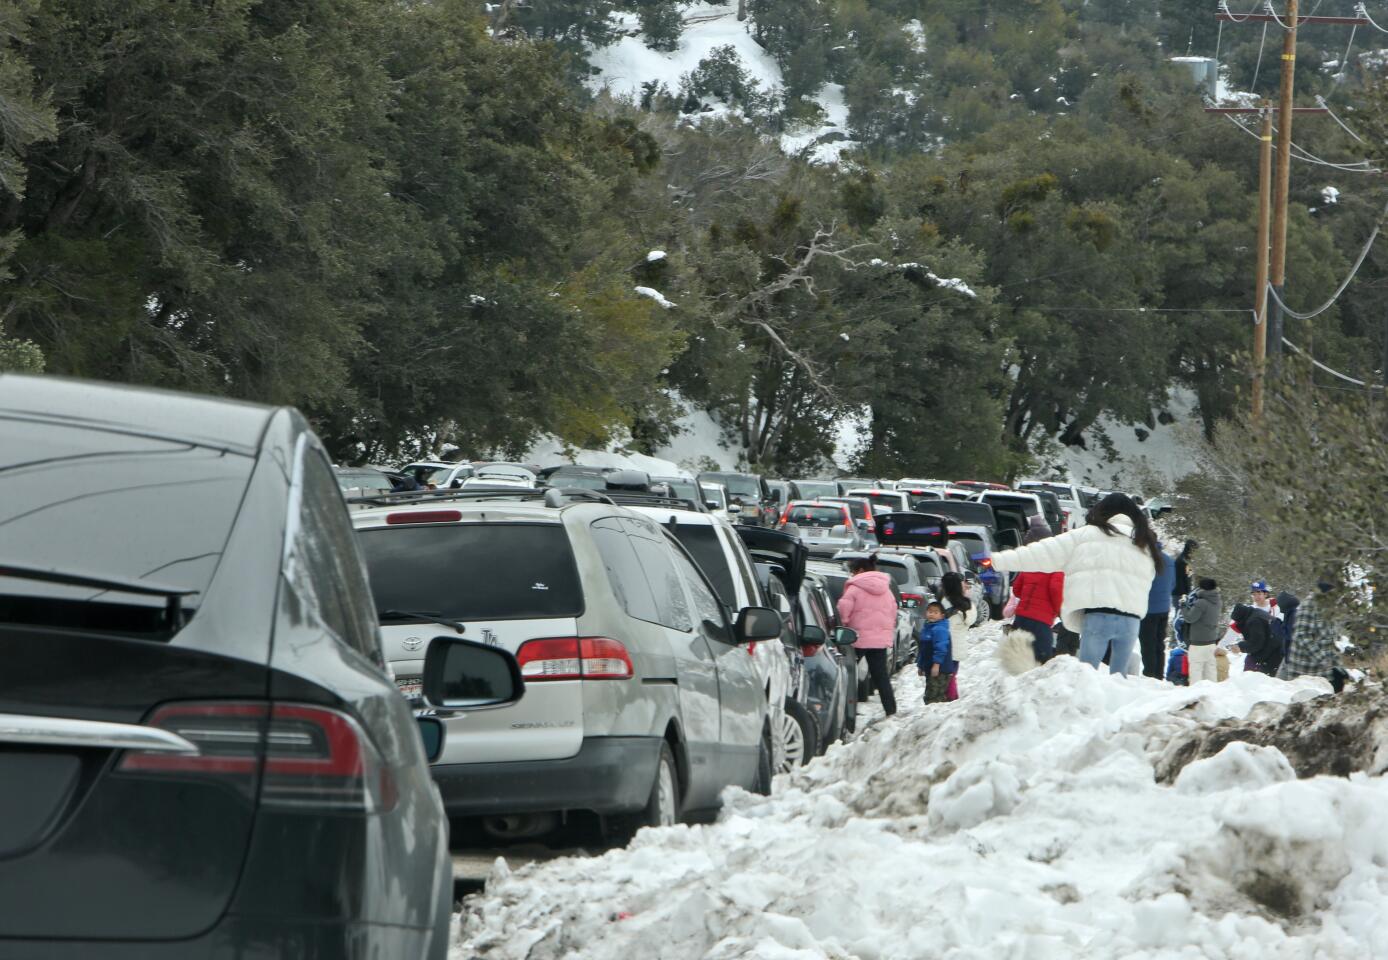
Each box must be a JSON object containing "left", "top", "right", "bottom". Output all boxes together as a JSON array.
[
  {"left": 0, "top": 375, "right": 473, "bottom": 959},
  {"left": 698, "top": 471, "right": 775, "bottom": 526}
]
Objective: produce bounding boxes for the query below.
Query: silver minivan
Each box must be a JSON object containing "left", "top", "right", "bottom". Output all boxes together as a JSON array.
[{"left": 351, "top": 492, "right": 780, "bottom": 841}]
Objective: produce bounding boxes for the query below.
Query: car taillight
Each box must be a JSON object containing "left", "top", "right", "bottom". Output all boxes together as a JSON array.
[
  {"left": 900, "top": 592, "right": 924, "bottom": 608},
  {"left": 802, "top": 644, "right": 823, "bottom": 657},
  {"left": 117, "top": 701, "right": 396, "bottom": 813},
  {"left": 515, "top": 637, "right": 633, "bottom": 681},
  {"left": 386, "top": 510, "right": 462, "bottom": 524}
]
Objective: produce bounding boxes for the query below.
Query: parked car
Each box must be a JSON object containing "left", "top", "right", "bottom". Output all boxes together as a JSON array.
[
  {"left": 335, "top": 465, "right": 396, "bottom": 499},
  {"left": 788, "top": 479, "right": 842, "bottom": 500},
  {"left": 766, "top": 479, "right": 791, "bottom": 514},
  {"left": 835, "top": 477, "right": 875, "bottom": 496},
  {"left": 817, "top": 495, "right": 879, "bottom": 543},
  {"left": 805, "top": 560, "right": 865, "bottom": 733},
  {"left": 0, "top": 375, "right": 460, "bottom": 958},
  {"left": 1079, "top": 486, "right": 1103, "bottom": 509},
  {"left": 697, "top": 471, "right": 776, "bottom": 526},
  {"left": 973, "top": 490, "right": 1048, "bottom": 531},
  {"left": 467, "top": 462, "right": 538, "bottom": 487},
  {"left": 1017, "top": 480, "right": 1086, "bottom": 529},
  {"left": 621, "top": 494, "right": 792, "bottom": 773},
  {"left": 778, "top": 500, "right": 867, "bottom": 556},
  {"left": 353, "top": 490, "right": 780, "bottom": 844},
  {"left": 939, "top": 523, "right": 1010, "bottom": 618},
  {"left": 649, "top": 475, "right": 711, "bottom": 513},
  {"left": 539, "top": 464, "right": 613, "bottom": 491},
  {"left": 1026, "top": 488, "right": 1067, "bottom": 535},
  {"left": 953, "top": 480, "right": 1010, "bottom": 493},
  {"left": 400, "top": 459, "right": 473, "bottom": 488},
  {"left": 701, "top": 482, "right": 738, "bottom": 523},
  {"left": 942, "top": 486, "right": 978, "bottom": 500},
  {"left": 799, "top": 571, "right": 858, "bottom": 746},
  {"left": 846, "top": 488, "right": 912, "bottom": 515}
]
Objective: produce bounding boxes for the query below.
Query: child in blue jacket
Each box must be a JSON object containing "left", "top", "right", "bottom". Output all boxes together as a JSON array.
[{"left": 918, "top": 600, "right": 954, "bottom": 703}]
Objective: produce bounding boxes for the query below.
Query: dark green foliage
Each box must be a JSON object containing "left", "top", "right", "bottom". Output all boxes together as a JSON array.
[
  {"left": 681, "top": 46, "right": 772, "bottom": 116},
  {"left": 637, "top": 0, "right": 683, "bottom": 52}
]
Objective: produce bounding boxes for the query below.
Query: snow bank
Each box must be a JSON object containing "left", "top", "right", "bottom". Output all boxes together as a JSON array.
[
  {"left": 453, "top": 625, "right": 1386, "bottom": 958},
  {"left": 523, "top": 435, "right": 691, "bottom": 479}
]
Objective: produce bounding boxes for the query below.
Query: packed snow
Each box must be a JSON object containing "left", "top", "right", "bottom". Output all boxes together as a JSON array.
[
  {"left": 1322, "top": 186, "right": 1341, "bottom": 206},
  {"left": 453, "top": 624, "right": 1384, "bottom": 958}
]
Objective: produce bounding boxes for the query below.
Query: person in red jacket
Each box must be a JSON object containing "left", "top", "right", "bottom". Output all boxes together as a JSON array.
[
  {"left": 837, "top": 555, "right": 899, "bottom": 716},
  {"left": 1009, "top": 526, "right": 1065, "bottom": 662}
]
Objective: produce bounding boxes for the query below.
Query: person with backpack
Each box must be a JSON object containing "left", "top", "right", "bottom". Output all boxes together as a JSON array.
[
  {"left": 1183, "top": 579, "right": 1222, "bottom": 684},
  {"left": 990, "top": 493, "right": 1162, "bottom": 676}
]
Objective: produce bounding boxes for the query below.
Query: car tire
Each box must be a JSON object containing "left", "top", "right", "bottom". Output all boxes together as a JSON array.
[
  {"left": 609, "top": 742, "right": 680, "bottom": 844},
  {"left": 752, "top": 722, "right": 774, "bottom": 795},
  {"left": 780, "top": 699, "right": 818, "bottom": 772}
]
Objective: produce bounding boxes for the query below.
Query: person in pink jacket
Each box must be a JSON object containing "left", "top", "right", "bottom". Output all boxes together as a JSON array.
[{"left": 837, "top": 555, "right": 899, "bottom": 716}]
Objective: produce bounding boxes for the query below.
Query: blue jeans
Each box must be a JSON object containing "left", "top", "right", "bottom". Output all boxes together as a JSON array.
[
  {"left": 1013, "top": 615, "right": 1054, "bottom": 662},
  {"left": 1079, "top": 611, "right": 1141, "bottom": 676}
]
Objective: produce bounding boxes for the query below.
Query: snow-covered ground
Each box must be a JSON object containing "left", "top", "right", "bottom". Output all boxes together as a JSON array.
[
  {"left": 587, "top": 4, "right": 781, "bottom": 104},
  {"left": 453, "top": 624, "right": 1386, "bottom": 958},
  {"left": 524, "top": 434, "right": 692, "bottom": 479},
  {"left": 1045, "top": 387, "right": 1202, "bottom": 492}
]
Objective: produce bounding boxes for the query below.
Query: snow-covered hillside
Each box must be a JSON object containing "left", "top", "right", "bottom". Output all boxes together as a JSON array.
[{"left": 453, "top": 627, "right": 1385, "bottom": 959}]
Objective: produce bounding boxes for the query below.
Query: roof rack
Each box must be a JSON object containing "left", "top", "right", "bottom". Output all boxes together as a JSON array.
[{"left": 602, "top": 491, "right": 704, "bottom": 512}]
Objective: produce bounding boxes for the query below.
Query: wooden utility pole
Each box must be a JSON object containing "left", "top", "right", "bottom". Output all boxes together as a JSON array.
[
  {"left": 1253, "top": 102, "right": 1273, "bottom": 420},
  {"left": 1268, "top": 0, "right": 1299, "bottom": 367}
]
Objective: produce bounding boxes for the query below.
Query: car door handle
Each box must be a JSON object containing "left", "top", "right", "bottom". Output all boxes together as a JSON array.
[{"left": 0, "top": 712, "right": 200, "bottom": 754}]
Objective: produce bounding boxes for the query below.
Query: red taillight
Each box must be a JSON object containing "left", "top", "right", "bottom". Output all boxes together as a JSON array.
[
  {"left": 779, "top": 508, "right": 792, "bottom": 524},
  {"left": 386, "top": 510, "right": 462, "bottom": 524},
  {"left": 900, "top": 592, "right": 924, "bottom": 608},
  {"left": 515, "top": 636, "right": 633, "bottom": 681},
  {"left": 118, "top": 701, "right": 395, "bottom": 813},
  {"left": 802, "top": 644, "right": 823, "bottom": 657},
  {"left": 979, "top": 557, "right": 994, "bottom": 568}
]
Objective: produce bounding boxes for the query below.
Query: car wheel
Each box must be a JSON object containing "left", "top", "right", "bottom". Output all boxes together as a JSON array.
[
  {"left": 609, "top": 742, "right": 680, "bottom": 844},
  {"left": 780, "top": 699, "right": 818, "bottom": 772},
  {"left": 752, "top": 722, "right": 774, "bottom": 795}
]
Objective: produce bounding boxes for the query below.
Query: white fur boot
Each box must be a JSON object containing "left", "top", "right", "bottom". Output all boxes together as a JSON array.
[{"left": 998, "top": 627, "right": 1041, "bottom": 675}]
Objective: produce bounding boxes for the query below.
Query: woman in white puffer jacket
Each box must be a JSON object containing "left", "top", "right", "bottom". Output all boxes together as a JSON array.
[{"left": 990, "top": 493, "right": 1163, "bottom": 676}]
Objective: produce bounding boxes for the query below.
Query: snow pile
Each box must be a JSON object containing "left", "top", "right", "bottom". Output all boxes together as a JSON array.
[
  {"left": 587, "top": 4, "right": 781, "bottom": 102},
  {"left": 1322, "top": 186, "right": 1341, "bottom": 205},
  {"left": 523, "top": 435, "right": 692, "bottom": 479},
  {"left": 779, "top": 83, "right": 858, "bottom": 166},
  {"left": 453, "top": 626, "right": 1386, "bottom": 958},
  {"left": 634, "top": 286, "right": 677, "bottom": 309}
]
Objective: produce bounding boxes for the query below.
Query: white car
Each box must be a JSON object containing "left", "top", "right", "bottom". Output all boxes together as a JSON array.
[
  {"left": 846, "top": 488, "right": 912, "bottom": 514},
  {"left": 626, "top": 501, "right": 793, "bottom": 772},
  {"left": 700, "top": 482, "right": 739, "bottom": 523},
  {"left": 401, "top": 459, "right": 474, "bottom": 488},
  {"left": 469, "top": 462, "right": 538, "bottom": 486}
]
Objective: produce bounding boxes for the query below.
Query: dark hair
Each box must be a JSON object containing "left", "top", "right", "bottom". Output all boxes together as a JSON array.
[
  {"left": 1085, "top": 493, "right": 1165, "bottom": 571},
  {"left": 925, "top": 600, "right": 945, "bottom": 613},
  {"left": 1180, "top": 539, "right": 1198, "bottom": 556},
  {"left": 847, "top": 555, "right": 877, "bottom": 575},
  {"left": 1198, "top": 577, "right": 1217, "bottom": 591},
  {"left": 940, "top": 571, "right": 971, "bottom": 612}
]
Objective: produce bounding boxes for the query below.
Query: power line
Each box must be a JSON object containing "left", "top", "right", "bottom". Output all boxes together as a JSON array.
[
  {"left": 1358, "top": 1, "right": 1388, "bottom": 33},
  {"left": 1223, "top": 114, "right": 1382, "bottom": 172},
  {"left": 1251, "top": 20, "right": 1270, "bottom": 89},
  {"left": 1316, "top": 94, "right": 1367, "bottom": 142},
  {"left": 1266, "top": 201, "right": 1388, "bottom": 320},
  {"left": 1282, "top": 336, "right": 1385, "bottom": 388}
]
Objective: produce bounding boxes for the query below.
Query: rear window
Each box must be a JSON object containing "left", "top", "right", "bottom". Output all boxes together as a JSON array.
[
  {"left": 786, "top": 505, "right": 846, "bottom": 527},
  {"left": 0, "top": 418, "right": 254, "bottom": 636},
  {"left": 951, "top": 535, "right": 987, "bottom": 558},
  {"left": 357, "top": 522, "right": 582, "bottom": 620},
  {"left": 877, "top": 561, "right": 911, "bottom": 586},
  {"left": 793, "top": 481, "right": 839, "bottom": 498},
  {"left": 983, "top": 493, "right": 1040, "bottom": 515},
  {"left": 1023, "top": 483, "right": 1075, "bottom": 502},
  {"left": 915, "top": 554, "right": 945, "bottom": 579},
  {"left": 827, "top": 499, "right": 869, "bottom": 520},
  {"left": 666, "top": 524, "right": 735, "bottom": 608},
  {"left": 856, "top": 491, "right": 902, "bottom": 508}
]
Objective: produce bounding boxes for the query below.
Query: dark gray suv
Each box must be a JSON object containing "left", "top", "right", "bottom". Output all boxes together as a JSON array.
[{"left": 0, "top": 375, "right": 457, "bottom": 959}]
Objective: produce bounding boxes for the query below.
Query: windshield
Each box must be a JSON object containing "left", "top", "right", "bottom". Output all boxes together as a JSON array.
[
  {"left": 701, "top": 473, "right": 760, "bottom": 498},
  {"left": 422, "top": 465, "right": 456, "bottom": 484},
  {"left": 982, "top": 493, "right": 1041, "bottom": 516},
  {"left": 825, "top": 498, "right": 870, "bottom": 520},
  {"left": 336, "top": 470, "right": 390, "bottom": 491},
  {"left": 856, "top": 491, "right": 903, "bottom": 509},
  {"left": 951, "top": 535, "right": 988, "bottom": 560},
  {"left": 549, "top": 472, "right": 608, "bottom": 491},
  {"left": 358, "top": 522, "right": 582, "bottom": 620},
  {"left": 786, "top": 505, "right": 846, "bottom": 527},
  {"left": 793, "top": 480, "right": 839, "bottom": 498},
  {"left": 701, "top": 486, "right": 727, "bottom": 507},
  {"left": 0, "top": 418, "right": 253, "bottom": 635}
]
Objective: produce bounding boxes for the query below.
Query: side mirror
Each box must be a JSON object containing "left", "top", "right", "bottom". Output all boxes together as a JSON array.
[
  {"left": 422, "top": 637, "right": 525, "bottom": 709},
  {"left": 801, "top": 624, "right": 827, "bottom": 646},
  {"left": 735, "top": 605, "right": 782, "bottom": 643},
  {"left": 833, "top": 626, "right": 858, "bottom": 647},
  {"left": 705, "top": 500, "right": 720, "bottom": 509}
]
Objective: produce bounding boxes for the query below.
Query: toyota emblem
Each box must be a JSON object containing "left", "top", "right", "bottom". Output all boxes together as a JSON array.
[{"left": 401, "top": 636, "right": 424, "bottom": 651}]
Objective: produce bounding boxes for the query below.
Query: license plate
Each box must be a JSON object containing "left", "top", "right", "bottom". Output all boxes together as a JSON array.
[{"left": 395, "top": 677, "right": 423, "bottom": 701}]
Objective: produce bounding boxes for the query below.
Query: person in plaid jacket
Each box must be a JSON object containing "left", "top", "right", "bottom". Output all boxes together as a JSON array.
[{"left": 1278, "top": 584, "right": 1341, "bottom": 684}]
